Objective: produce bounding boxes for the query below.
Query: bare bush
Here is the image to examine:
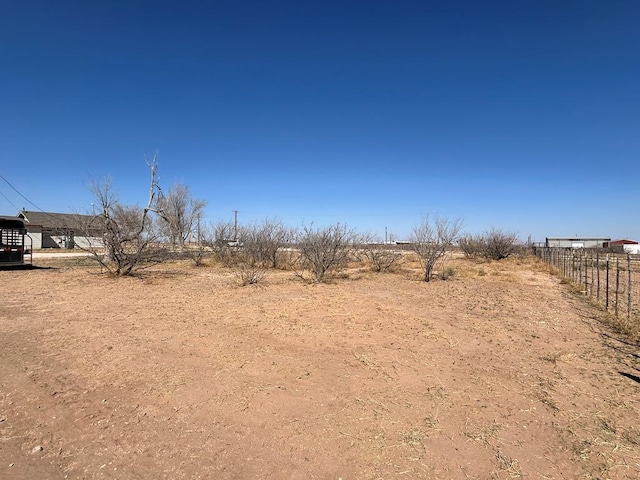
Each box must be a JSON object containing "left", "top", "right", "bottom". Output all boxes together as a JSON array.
[
  {"left": 411, "top": 215, "right": 463, "bottom": 282},
  {"left": 227, "top": 224, "right": 269, "bottom": 285},
  {"left": 294, "top": 223, "right": 358, "bottom": 283},
  {"left": 458, "top": 233, "right": 485, "bottom": 258},
  {"left": 483, "top": 228, "right": 519, "bottom": 260},
  {"left": 189, "top": 246, "right": 208, "bottom": 266},
  {"left": 358, "top": 236, "right": 404, "bottom": 272},
  {"left": 233, "top": 260, "right": 267, "bottom": 286},
  {"left": 199, "top": 222, "right": 270, "bottom": 283},
  {"left": 202, "top": 221, "right": 239, "bottom": 266},
  {"left": 242, "top": 219, "right": 293, "bottom": 269}
]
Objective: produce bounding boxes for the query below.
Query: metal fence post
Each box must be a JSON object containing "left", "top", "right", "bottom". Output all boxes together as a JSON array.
[
  {"left": 628, "top": 254, "right": 632, "bottom": 320},
  {"left": 615, "top": 256, "right": 620, "bottom": 317},
  {"left": 584, "top": 252, "right": 588, "bottom": 294},
  {"left": 606, "top": 256, "right": 610, "bottom": 311},
  {"left": 590, "top": 252, "right": 594, "bottom": 297},
  {"left": 596, "top": 252, "right": 600, "bottom": 301}
]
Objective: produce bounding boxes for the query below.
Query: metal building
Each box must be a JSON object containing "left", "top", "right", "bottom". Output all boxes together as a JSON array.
[{"left": 545, "top": 237, "right": 611, "bottom": 249}]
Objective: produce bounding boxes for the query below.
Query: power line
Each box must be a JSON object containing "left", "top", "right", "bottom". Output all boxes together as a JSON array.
[
  {"left": 0, "top": 173, "right": 45, "bottom": 213},
  {"left": 0, "top": 174, "right": 73, "bottom": 229},
  {"left": 0, "top": 187, "right": 20, "bottom": 212}
]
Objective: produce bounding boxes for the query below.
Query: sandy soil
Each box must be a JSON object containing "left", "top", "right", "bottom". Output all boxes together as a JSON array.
[{"left": 1, "top": 256, "right": 639, "bottom": 479}]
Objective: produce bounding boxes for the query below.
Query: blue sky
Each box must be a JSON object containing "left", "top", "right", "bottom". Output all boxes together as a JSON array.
[{"left": 1, "top": 1, "right": 638, "bottom": 242}]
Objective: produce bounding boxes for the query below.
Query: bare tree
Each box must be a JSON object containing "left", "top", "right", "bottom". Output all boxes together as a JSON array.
[
  {"left": 85, "top": 159, "right": 168, "bottom": 275},
  {"left": 411, "top": 215, "right": 463, "bottom": 282},
  {"left": 157, "top": 182, "right": 206, "bottom": 252},
  {"left": 294, "top": 223, "right": 358, "bottom": 283}
]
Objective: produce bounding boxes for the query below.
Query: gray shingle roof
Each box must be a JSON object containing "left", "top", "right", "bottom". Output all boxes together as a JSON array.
[{"left": 18, "top": 210, "right": 102, "bottom": 231}]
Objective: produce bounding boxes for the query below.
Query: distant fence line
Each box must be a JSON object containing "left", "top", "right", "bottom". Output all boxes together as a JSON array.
[{"left": 535, "top": 247, "right": 640, "bottom": 323}]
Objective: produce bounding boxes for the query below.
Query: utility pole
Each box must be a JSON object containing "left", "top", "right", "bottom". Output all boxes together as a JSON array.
[
  {"left": 233, "top": 210, "right": 238, "bottom": 241},
  {"left": 385, "top": 226, "right": 388, "bottom": 244}
]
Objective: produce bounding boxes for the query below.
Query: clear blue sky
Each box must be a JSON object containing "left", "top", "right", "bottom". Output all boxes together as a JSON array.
[{"left": 1, "top": 1, "right": 638, "bottom": 242}]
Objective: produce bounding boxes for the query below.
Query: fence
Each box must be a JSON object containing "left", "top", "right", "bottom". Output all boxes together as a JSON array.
[{"left": 535, "top": 248, "right": 640, "bottom": 323}]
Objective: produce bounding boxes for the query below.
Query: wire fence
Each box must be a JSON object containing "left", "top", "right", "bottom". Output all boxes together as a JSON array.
[{"left": 535, "top": 248, "right": 640, "bottom": 324}]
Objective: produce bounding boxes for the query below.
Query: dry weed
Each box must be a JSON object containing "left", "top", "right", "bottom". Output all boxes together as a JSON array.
[{"left": 494, "top": 447, "right": 524, "bottom": 478}]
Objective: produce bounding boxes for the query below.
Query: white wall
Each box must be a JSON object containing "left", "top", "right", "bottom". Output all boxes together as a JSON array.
[
  {"left": 26, "top": 232, "right": 42, "bottom": 250},
  {"left": 50, "top": 235, "right": 103, "bottom": 249}
]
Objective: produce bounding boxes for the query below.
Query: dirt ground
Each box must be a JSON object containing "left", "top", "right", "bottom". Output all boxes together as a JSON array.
[{"left": 1, "top": 255, "right": 639, "bottom": 479}]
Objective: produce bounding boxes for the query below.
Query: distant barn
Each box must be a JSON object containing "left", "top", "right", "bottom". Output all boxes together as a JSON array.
[{"left": 545, "top": 237, "right": 610, "bottom": 249}]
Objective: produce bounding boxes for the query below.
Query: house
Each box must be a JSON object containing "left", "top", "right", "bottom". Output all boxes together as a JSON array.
[
  {"left": 605, "top": 239, "right": 638, "bottom": 247},
  {"left": 605, "top": 239, "right": 640, "bottom": 254},
  {"left": 545, "top": 237, "right": 611, "bottom": 249},
  {"left": 17, "top": 210, "right": 104, "bottom": 249}
]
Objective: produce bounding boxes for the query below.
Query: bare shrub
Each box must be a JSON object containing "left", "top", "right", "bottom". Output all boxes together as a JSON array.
[
  {"left": 227, "top": 224, "right": 270, "bottom": 285},
  {"left": 459, "top": 229, "right": 520, "bottom": 260},
  {"left": 359, "top": 237, "right": 404, "bottom": 272},
  {"left": 458, "top": 233, "right": 485, "bottom": 258},
  {"left": 233, "top": 261, "right": 267, "bottom": 286},
  {"left": 200, "top": 222, "right": 278, "bottom": 285},
  {"left": 242, "top": 219, "right": 293, "bottom": 269},
  {"left": 189, "top": 246, "right": 208, "bottom": 266},
  {"left": 203, "top": 221, "right": 239, "bottom": 266},
  {"left": 294, "top": 223, "right": 358, "bottom": 283},
  {"left": 483, "top": 228, "right": 519, "bottom": 260},
  {"left": 411, "top": 215, "right": 463, "bottom": 282}
]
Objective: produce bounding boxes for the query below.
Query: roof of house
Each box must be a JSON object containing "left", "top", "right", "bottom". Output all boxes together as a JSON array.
[
  {"left": 609, "top": 239, "right": 639, "bottom": 246},
  {"left": 17, "top": 210, "right": 102, "bottom": 231}
]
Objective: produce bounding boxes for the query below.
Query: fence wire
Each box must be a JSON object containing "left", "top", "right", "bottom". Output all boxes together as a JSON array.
[{"left": 535, "top": 248, "right": 640, "bottom": 322}]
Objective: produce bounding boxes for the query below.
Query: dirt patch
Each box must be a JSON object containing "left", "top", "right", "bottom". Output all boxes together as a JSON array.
[{"left": 1, "top": 257, "right": 639, "bottom": 479}]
